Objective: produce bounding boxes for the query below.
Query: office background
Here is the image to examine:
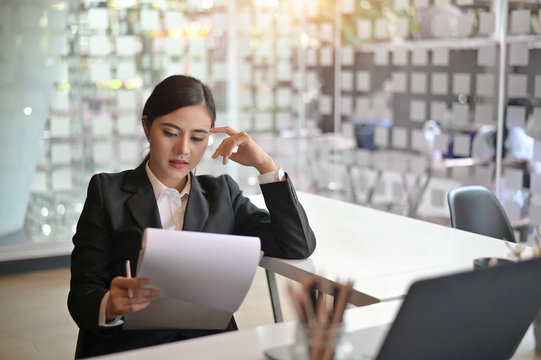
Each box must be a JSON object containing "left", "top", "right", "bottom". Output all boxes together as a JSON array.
[{"left": 0, "top": 0, "right": 540, "bottom": 270}]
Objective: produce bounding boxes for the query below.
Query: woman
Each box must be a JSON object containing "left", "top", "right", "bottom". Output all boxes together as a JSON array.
[{"left": 68, "top": 75, "right": 316, "bottom": 358}]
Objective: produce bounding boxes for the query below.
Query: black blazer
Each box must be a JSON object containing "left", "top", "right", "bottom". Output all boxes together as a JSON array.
[{"left": 68, "top": 163, "right": 316, "bottom": 357}]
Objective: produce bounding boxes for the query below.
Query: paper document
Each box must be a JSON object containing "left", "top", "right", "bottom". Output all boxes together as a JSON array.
[{"left": 123, "top": 228, "right": 261, "bottom": 330}]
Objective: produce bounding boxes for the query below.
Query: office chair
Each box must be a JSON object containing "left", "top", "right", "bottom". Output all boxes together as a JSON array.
[{"left": 447, "top": 185, "right": 516, "bottom": 243}]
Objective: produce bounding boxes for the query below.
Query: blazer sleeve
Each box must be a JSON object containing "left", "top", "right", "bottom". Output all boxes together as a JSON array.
[
  {"left": 68, "top": 174, "right": 120, "bottom": 338},
  {"left": 228, "top": 173, "right": 316, "bottom": 259}
]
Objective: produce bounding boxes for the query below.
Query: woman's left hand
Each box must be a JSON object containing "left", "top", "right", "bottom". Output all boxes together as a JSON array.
[{"left": 210, "top": 127, "right": 277, "bottom": 174}]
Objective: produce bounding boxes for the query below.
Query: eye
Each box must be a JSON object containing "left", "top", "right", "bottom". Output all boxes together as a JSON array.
[
  {"left": 191, "top": 137, "right": 205, "bottom": 142},
  {"left": 163, "top": 130, "right": 177, "bottom": 137}
]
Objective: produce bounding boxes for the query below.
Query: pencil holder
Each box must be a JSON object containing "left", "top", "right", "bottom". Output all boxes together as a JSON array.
[{"left": 292, "top": 322, "right": 351, "bottom": 360}]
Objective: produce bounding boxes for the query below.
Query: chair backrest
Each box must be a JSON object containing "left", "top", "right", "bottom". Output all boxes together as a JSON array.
[{"left": 447, "top": 185, "right": 516, "bottom": 242}]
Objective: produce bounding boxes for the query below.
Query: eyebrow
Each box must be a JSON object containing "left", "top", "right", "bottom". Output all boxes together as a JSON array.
[{"left": 160, "top": 122, "right": 210, "bottom": 134}]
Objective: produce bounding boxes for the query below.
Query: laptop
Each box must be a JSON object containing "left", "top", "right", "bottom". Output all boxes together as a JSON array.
[{"left": 265, "top": 257, "right": 541, "bottom": 360}]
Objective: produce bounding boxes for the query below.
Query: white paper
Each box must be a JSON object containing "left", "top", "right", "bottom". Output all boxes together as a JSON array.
[
  {"left": 356, "top": 71, "right": 370, "bottom": 92},
  {"left": 319, "top": 95, "right": 333, "bottom": 115},
  {"left": 92, "top": 117, "right": 113, "bottom": 136},
  {"left": 511, "top": 10, "right": 530, "bottom": 34},
  {"left": 374, "top": 49, "right": 389, "bottom": 65},
  {"left": 396, "top": 17, "right": 409, "bottom": 38},
  {"left": 452, "top": 103, "right": 469, "bottom": 125},
  {"left": 431, "top": 101, "right": 447, "bottom": 122},
  {"left": 411, "top": 129, "right": 425, "bottom": 151},
  {"left": 341, "top": 96, "right": 353, "bottom": 115},
  {"left": 343, "top": 0, "right": 355, "bottom": 13},
  {"left": 320, "top": 47, "right": 334, "bottom": 66},
  {"left": 89, "top": 36, "right": 111, "bottom": 56},
  {"left": 257, "top": 113, "right": 274, "bottom": 131},
  {"left": 410, "top": 100, "right": 426, "bottom": 121},
  {"left": 392, "top": 127, "right": 408, "bottom": 149},
  {"left": 88, "top": 8, "right": 109, "bottom": 29},
  {"left": 117, "top": 36, "right": 136, "bottom": 56},
  {"left": 277, "top": 39, "right": 292, "bottom": 59},
  {"left": 412, "top": 48, "right": 428, "bottom": 66},
  {"left": 306, "top": 49, "right": 317, "bottom": 66},
  {"left": 190, "top": 38, "right": 207, "bottom": 57},
  {"left": 375, "top": 19, "right": 389, "bottom": 39},
  {"left": 117, "top": 61, "right": 136, "bottom": 80},
  {"left": 530, "top": 203, "right": 541, "bottom": 224},
  {"left": 435, "top": 134, "right": 449, "bottom": 152},
  {"left": 457, "top": 14, "right": 472, "bottom": 37},
  {"left": 394, "top": 0, "right": 409, "bottom": 11},
  {"left": 93, "top": 142, "right": 112, "bottom": 163},
  {"left": 411, "top": 73, "right": 426, "bottom": 94},
  {"left": 117, "top": 114, "right": 138, "bottom": 136},
  {"left": 51, "top": 143, "right": 71, "bottom": 164},
  {"left": 357, "top": 19, "right": 372, "bottom": 40},
  {"left": 50, "top": 116, "right": 70, "bottom": 137},
  {"left": 90, "top": 63, "right": 111, "bottom": 82},
  {"left": 374, "top": 127, "right": 389, "bottom": 147},
  {"left": 141, "top": 9, "right": 159, "bottom": 31},
  {"left": 504, "top": 168, "right": 523, "bottom": 190},
  {"left": 432, "top": 48, "right": 449, "bottom": 66},
  {"left": 453, "top": 133, "right": 471, "bottom": 157},
  {"left": 535, "top": 141, "right": 541, "bottom": 162},
  {"left": 507, "top": 105, "right": 526, "bottom": 128},
  {"left": 476, "top": 74, "right": 494, "bottom": 97},
  {"left": 509, "top": 43, "right": 529, "bottom": 66},
  {"left": 508, "top": 74, "right": 528, "bottom": 97},
  {"left": 257, "top": 91, "right": 274, "bottom": 109},
  {"left": 136, "top": 229, "right": 260, "bottom": 313},
  {"left": 342, "top": 71, "right": 354, "bottom": 91},
  {"left": 531, "top": 173, "right": 541, "bottom": 194},
  {"left": 392, "top": 72, "right": 407, "bottom": 93},
  {"left": 536, "top": 76, "right": 541, "bottom": 99},
  {"left": 117, "top": 90, "right": 136, "bottom": 108},
  {"left": 51, "top": 90, "right": 69, "bottom": 110},
  {"left": 474, "top": 104, "right": 494, "bottom": 124},
  {"left": 533, "top": 108, "right": 541, "bottom": 131},
  {"left": 392, "top": 48, "right": 408, "bottom": 65},
  {"left": 477, "top": 46, "right": 496, "bottom": 66},
  {"left": 453, "top": 73, "right": 470, "bottom": 94},
  {"left": 277, "top": 61, "right": 292, "bottom": 81},
  {"left": 276, "top": 88, "right": 292, "bottom": 107},
  {"left": 165, "top": 11, "right": 183, "bottom": 28},
  {"left": 166, "top": 38, "right": 183, "bottom": 56},
  {"left": 342, "top": 46, "right": 355, "bottom": 65},
  {"left": 431, "top": 73, "right": 448, "bottom": 95},
  {"left": 276, "top": 112, "right": 291, "bottom": 130},
  {"left": 320, "top": 23, "right": 333, "bottom": 41},
  {"left": 52, "top": 169, "right": 71, "bottom": 191},
  {"left": 479, "top": 12, "right": 495, "bottom": 35},
  {"left": 119, "top": 140, "right": 139, "bottom": 163}
]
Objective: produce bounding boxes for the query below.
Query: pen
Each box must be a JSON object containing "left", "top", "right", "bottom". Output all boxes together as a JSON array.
[{"left": 125, "top": 259, "right": 133, "bottom": 298}]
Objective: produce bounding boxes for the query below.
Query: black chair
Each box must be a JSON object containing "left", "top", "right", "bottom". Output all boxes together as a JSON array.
[{"left": 447, "top": 185, "right": 516, "bottom": 243}]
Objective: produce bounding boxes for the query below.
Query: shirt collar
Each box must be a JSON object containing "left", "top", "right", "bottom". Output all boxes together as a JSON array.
[{"left": 145, "top": 161, "right": 191, "bottom": 201}]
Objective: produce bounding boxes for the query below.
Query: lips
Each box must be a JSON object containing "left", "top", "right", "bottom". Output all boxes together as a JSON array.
[{"left": 169, "top": 159, "right": 188, "bottom": 169}]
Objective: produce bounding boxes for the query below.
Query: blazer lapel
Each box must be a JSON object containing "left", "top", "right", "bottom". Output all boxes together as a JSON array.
[
  {"left": 122, "top": 163, "right": 162, "bottom": 230},
  {"left": 183, "top": 174, "right": 209, "bottom": 231}
]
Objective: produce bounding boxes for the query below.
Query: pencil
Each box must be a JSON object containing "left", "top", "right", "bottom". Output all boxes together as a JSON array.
[{"left": 125, "top": 259, "right": 133, "bottom": 298}]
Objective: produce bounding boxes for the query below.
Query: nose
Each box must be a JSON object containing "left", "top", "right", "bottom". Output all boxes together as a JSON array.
[{"left": 174, "top": 135, "right": 189, "bottom": 155}]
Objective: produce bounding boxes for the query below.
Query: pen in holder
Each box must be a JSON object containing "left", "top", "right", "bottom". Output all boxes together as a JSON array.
[{"left": 287, "top": 278, "right": 354, "bottom": 360}]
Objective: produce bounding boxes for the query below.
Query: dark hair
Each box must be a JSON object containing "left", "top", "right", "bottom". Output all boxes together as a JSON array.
[
  {"left": 142, "top": 74, "right": 216, "bottom": 130},
  {"left": 492, "top": 97, "right": 533, "bottom": 158}
]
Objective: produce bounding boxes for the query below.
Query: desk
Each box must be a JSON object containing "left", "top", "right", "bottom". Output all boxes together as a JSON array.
[
  {"left": 251, "top": 192, "right": 522, "bottom": 319},
  {"left": 92, "top": 301, "right": 540, "bottom": 360}
]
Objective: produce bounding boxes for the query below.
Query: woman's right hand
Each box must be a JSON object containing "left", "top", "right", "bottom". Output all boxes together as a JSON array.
[{"left": 105, "top": 276, "right": 162, "bottom": 321}]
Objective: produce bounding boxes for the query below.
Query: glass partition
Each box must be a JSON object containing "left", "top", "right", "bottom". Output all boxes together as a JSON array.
[{"left": 0, "top": 0, "right": 540, "bottom": 258}]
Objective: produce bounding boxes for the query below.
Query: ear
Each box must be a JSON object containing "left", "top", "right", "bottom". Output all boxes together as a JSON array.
[{"left": 142, "top": 116, "right": 150, "bottom": 139}]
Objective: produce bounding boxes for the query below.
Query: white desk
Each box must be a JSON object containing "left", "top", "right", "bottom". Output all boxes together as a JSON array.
[
  {"left": 251, "top": 192, "right": 522, "bottom": 316},
  {"left": 92, "top": 301, "right": 541, "bottom": 360}
]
